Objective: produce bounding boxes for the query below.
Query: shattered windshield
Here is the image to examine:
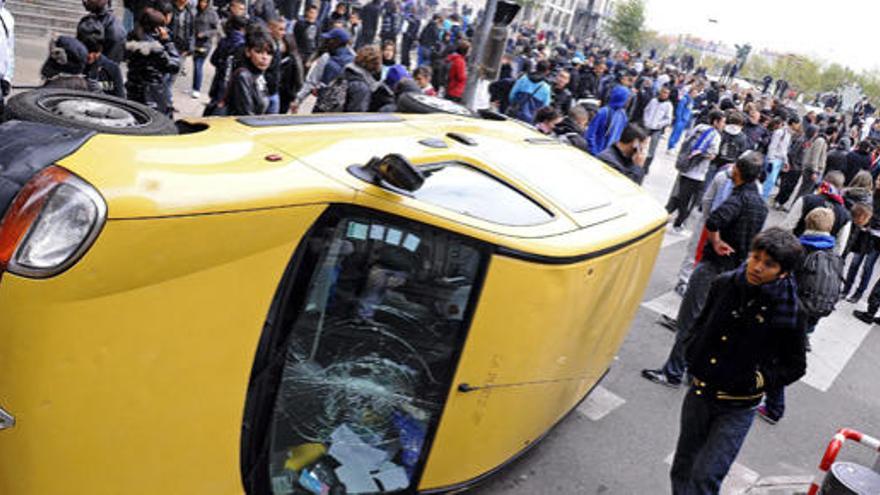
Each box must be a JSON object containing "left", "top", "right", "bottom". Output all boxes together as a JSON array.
[{"left": 267, "top": 215, "right": 484, "bottom": 494}]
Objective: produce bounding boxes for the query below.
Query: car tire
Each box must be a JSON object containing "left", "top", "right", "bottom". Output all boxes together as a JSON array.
[
  {"left": 396, "top": 92, "right": 474, "bottom": 117},
  {"left": 5, "top": 89, "right": 178, "bottom": 136}
]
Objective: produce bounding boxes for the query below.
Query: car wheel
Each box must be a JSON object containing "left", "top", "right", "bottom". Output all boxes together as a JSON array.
[
  {"left": 5, "top": 89, "right": 178, "bottom": 135},
  {"left": 396, "top": 92, "right": 474, "bottom": 117}
]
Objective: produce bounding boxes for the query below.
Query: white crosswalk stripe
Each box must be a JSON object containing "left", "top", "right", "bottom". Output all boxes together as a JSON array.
[
  {"left": 663, "top": 451, "right": 760, "bottom": 495},
  {"left": 641, "top": 290, "right": 681, "bottom": 319},
  {"left": 577, "top": 385, "right": 626, "bottom": 421},
  {"left": 801, "top": 300, "right": 873, "bottom": 392}
]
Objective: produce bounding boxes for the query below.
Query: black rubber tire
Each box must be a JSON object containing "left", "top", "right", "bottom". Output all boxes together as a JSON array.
[
  {"left": 5, "top": 89, "right": 178, "bottom": 135},
  {"left": 396, "top": 92, "right": 474, "bottom": 117}
]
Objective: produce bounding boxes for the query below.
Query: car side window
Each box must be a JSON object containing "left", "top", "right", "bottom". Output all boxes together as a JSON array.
[
  {"left": 412, "top": 162, "right": 554, "bottom": 226},
  {"left": 266, "top": 213, "right": 485, "bottom": 495}
]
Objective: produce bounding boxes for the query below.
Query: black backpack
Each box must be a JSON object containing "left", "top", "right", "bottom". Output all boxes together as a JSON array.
[
  {"left": 796, "top": 249, "right": 843, "bottom": 318},
  {"left": 675, "top": 127, "right": 715, "bottom": 173},
  {"left": 717, "top": 131, "right": 747, "bottom": 164},
  {"left": 313, "top": 76, "right": 350, "bottom": 113}
]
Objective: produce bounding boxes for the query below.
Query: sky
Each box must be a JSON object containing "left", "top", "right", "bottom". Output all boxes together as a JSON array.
[{"left": 641, "top": 0, "right": 878, "bottom": 72}]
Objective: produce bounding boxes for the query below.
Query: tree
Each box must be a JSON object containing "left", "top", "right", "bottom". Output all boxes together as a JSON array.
[{"left": 605, "top": 0, "right": 645, "bottom": 51}]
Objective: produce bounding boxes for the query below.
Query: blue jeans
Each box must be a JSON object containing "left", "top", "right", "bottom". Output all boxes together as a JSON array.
[
  {"left": 661, "top": 262, "right": 722, "bottom": 382},
  {"left": 671, "top": 388, "right": 756, "bottom": 495},
  {"left": 192, "top": 55, "right": 207, "bottom": 92},
  {"left": 267, "top": 93, "right": 280, "bottom": 114},
  {"left": 844, "top": 249, "right": 879, "bottom": 298},
  {"left": 417, "top": 46, "right": 431, "bottom": 67},
  {"left": 668, "top": 119, "right": 688, "bottom": 150},
  {"left": 762, "top": 158, "right": 783, "bottom": 200},
  {"left": 123, "top": 8, "right": 134, "bottom": 33}
]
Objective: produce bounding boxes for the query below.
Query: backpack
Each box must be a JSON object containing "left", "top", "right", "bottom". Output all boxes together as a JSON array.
[
  {"left": 717, "top": 131, "right": 747, "bottom": 164},
  {"left": 507, "top": 82, "right": 545, "bottom": 123},
  {"left": 675, "top": 127, "right": 715, "bottom": 173},
  {"left": 313, "top": 76, "right": 350, "bottom": 113},
  {"left": 796, "top": 249, "right": 843, "bottom": 318}
]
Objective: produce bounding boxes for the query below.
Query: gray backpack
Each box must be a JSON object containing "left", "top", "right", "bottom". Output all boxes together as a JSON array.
[{"left": 796, "top": 249, "right": 843, "bottom": 318}]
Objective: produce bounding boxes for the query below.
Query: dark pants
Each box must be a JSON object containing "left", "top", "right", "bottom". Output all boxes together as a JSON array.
[
  {"left": 661, "top": 262, "right": 722, "bottom": 381},
  {"left": 793, "top": 169, "right": 819, "bottom": 203},
  {"left": 667, "top": 176, "right": 704, "bottom": 229},
  {"left": 671, "top": 388, "right": 756, "bottom": 495},
  {"left": 844, "top": 249, "right": 880, "bottom": 298},
  {"left": 866, "top": 275, "right": 880, "bottom": 315},
  {"left": 401, "top": 35, "right": 415, "bottom": 69},
  {"left": 774, "top": 169, "right": 801, "bottom": 206}
]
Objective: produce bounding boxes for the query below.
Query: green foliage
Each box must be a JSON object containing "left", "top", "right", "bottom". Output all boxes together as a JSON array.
[
  {"left": 606, "top": 0, "right": 646, "bottom": 51},
  {"left": 741, "top": 53, "right": 880, "bottom": 100}
]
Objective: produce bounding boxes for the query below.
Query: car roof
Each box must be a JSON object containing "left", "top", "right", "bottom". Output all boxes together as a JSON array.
[{"left": 57, "top": 113, "right": 667, "bottom": 255}]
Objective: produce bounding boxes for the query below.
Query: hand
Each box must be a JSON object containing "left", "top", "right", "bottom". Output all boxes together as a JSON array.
[
  {"left": 290, "top": 102, "right": 299, "bottom": 114},
  {"left": 811, "top": 172, "right": 819, "bottom": 182},
  {"left": 712, "top": 239, "right": 735, "bottom": 256},
  {"left": 782, "top": 163, "right": 790, "bottom": 173},
  {"left": 633, "top": 139, "right": 649, "bottom": 167},
  {"left": 157, "top": 27, "right": 169, "bottom": 41}
]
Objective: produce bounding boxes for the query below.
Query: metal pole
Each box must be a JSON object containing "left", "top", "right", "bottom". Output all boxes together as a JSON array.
[{"left": 463, "top": 0, "right": 499, "bottom": 110}]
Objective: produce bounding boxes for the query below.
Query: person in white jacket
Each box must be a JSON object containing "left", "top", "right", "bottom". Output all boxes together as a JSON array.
[
  {"left": 641, "top": 86, "right": 673, "bottom": 175},
  {"left": 0, "top": 0, "right": 14, "bottom": 114}
]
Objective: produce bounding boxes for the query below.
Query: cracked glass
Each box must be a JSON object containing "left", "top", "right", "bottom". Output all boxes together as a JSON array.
[{"left": 267, "top": 215, "right": 483, "bottom": 494}]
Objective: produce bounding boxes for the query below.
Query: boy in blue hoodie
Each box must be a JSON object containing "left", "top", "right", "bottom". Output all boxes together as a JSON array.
[
  {"left": 758, "top": 207, "right": 839, "bottom": 424},
  {"left": 585, "top": 84, "right": 630, "bottom": 155}
]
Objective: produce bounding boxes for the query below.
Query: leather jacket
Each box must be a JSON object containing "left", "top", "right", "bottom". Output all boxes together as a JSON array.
[{"left": 227, "top": 61, "right": 269, "bottom": 116}]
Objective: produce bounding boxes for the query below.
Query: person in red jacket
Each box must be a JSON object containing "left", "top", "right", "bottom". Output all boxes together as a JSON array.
[{"left": 445, "top": 40, "right": 469, "bottom": 102}]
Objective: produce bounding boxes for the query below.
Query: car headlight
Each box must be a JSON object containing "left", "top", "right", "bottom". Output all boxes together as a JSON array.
[{"left": 0, "top": 166, "right": 106, "bottom": 278}]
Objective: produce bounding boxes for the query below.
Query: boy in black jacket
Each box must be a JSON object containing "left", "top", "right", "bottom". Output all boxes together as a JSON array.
[{"left": 670, "top": 227, "right": 807, "bottom": 494}]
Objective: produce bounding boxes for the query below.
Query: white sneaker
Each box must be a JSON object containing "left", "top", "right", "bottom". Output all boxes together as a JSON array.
[
  {"left": 671, "top": 226, "right": 691, "bottom": 236},
  {"left": 191, "top": 90, "right": 200, "bottom": 99}
]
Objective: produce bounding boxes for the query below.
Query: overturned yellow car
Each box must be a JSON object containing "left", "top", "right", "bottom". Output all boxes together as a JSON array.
[{"left": 0, "top": 90, "right": 666, "bottom": 495}]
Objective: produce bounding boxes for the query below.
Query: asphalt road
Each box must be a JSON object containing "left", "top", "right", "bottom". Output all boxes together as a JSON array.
[{"left": 472, "top": 136, "right": 880, "bottom": 495}]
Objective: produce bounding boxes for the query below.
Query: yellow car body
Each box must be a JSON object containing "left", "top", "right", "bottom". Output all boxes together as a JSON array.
[{"left": 0, "top": 113, "right": 666, "bottom": 494}]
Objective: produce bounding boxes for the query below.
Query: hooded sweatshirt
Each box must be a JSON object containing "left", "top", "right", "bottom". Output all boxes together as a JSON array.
[
  {"left": 584, "top": 84, "right": 630, "bottom": 156},
  {"left": 508, "top": 72, "right": 552, "bottom": 109}
]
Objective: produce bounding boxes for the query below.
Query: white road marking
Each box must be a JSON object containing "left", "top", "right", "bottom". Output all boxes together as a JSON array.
[
  {"left": 642, "top": 290, "right": 681, "bottom": 319},
  {"left": 662, "top": 232, "right": 689, "bottom": 249},
  {"left": 664, "top": 451, "right": 760, "bottom": 495},
  {"left": 801, "top": 299, "right": 874, "bottom": 392},
  {"left": 576, "top": 385, "right": 626, "bottom": 421}
]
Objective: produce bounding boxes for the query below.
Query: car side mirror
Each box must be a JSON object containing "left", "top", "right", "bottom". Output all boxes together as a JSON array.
[{"left": 348, "top": 153, "right": 425, "bottom": 192}]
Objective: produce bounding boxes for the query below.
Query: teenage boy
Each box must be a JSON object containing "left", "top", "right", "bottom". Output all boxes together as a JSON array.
[
  {"left": 643, "top": 151, "right": 768, "bottom": 388},
  {"left": 226, "top": 25, "right": 274, "bottom": 116},
  {"left": 670, "top": 227, "right": 807, "bottom": 494},
  {"left": 758, "top": 208, "right": 839, "bottom": 424}
]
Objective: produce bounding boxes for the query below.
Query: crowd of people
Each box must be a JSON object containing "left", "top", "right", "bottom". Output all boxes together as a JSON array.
[{"left": 3, "top": 1, "right": 880, "bottom": 493}]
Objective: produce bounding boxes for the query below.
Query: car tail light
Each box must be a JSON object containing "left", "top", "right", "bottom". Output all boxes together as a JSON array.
[{"left": 0, "top": 166, "right": 107, "bottom": 278}]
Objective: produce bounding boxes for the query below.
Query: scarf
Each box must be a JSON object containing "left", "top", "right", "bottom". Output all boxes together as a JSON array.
[
  {"left": 817, "top": 182, "right": 844, "bottom": 205},
  {"left": 734, "top": 264, "right": 800, "bottom": 330}
]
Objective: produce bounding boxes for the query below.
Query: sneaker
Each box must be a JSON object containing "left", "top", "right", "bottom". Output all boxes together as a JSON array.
[
  {"left": 671, "top": 226, "right": 691, "bottom": 236},
  {"left": 191, "top": 90, "right": 200, "bottom": 99},
  {"left": 658, "top": 314, "right": 678, "bottom": 332},
  {"left": 641, "top": 369, "right": 682, "bottom": 388},
  {"left": 846, "top": 294, "right": 862, "bottom": 304},
  {"left": 674, "top": 282, "right": 688, "bottom": 297},
  {"left": 853, "top": 310, "right": 876, "bottom": 324},
  {"left": 757, "top": 405, "right": 780, "bottom": 425}
]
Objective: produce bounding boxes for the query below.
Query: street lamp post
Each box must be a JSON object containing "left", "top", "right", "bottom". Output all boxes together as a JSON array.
[{"left": 462, "top": 0, "right": 500, "bottom": 109}]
